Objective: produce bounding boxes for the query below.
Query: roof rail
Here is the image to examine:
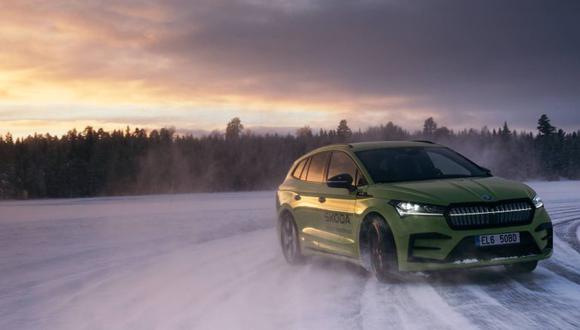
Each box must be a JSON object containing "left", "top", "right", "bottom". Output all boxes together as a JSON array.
[
  {"left": 412, "top": 139, "right": 436, "bottom": 144},
  {"left": 322, "top": 143, "right": 351, "bottom": 149}
]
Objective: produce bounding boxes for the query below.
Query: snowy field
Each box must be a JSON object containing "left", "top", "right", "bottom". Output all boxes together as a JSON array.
[{"left": 1, "top": 181, "right": 579, "bottom": 330}]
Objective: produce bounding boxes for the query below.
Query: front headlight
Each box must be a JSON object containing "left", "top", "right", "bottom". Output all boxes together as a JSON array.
[
  {"left": 390, "top": 201, "right": 446, "bottom": 217},
  {"left": 533, "top": 195, "right": 544, "bottom": 209}
]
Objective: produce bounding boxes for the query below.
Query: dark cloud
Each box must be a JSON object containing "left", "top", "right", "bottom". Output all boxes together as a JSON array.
[
  {"left": 153, "top": 0, "right": 580, "bottom": 129},
  {"left": 1, "top": 0, "right": 579, "bottom": 134}
]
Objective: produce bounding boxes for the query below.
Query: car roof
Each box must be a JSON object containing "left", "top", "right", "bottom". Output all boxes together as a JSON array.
[{"left": 305, "top": 140, "right": 439, "bottom": 156}]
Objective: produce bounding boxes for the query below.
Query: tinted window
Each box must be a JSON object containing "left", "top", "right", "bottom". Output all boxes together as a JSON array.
[
  {"left": 356, "top": 147, "right": 488, "bottom": 183},
  {"left": 427, "top": 151, "right": 471, "bottom": 176},
  {"left": 299, "top": 158, "right": 310, "bottom": 180},
  {"left": 327, "top": 152, "right": 357, "bottom": 181},
  {"left": 306, "top": 152, "right": 330, "bottom": 183},
  {"left": 292, "top": 158, "right": 307, "bottom": 179},
  {"left": 355, "top": 169, "right": 368, "bottom": 186}
]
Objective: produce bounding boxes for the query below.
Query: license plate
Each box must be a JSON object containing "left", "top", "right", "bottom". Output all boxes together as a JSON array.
[{"left": 476, "top": 232, "right": 520, "bottom": 247}]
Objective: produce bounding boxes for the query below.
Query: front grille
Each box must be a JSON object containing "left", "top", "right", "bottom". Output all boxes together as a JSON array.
[{"left": 446, "top": 199, "right": 534, "bottom": 230}]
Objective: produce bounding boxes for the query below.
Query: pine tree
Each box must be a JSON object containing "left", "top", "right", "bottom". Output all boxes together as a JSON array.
[
  {"left": 537, "top": 114, "right": 556, "bottom": 136},
  {"left": 1, "top": 114, "right": 578, "bottom": 199},
  {"left": 500, "top": 122, "right": 511, "bottom": 136},
  {"left": 337, "top": 120, "right": 352, "bottom": 141}
]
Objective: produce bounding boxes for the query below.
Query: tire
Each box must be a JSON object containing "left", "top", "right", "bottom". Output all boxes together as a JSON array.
[
  {"left": 504, "top": 260, "right": 538, "bottom": 273},
  {"left": 280, "top": 213, "right": 304, "bottom": 265},
  {"left": 368, "top": 215, "right": 399, "bottom": 282}
]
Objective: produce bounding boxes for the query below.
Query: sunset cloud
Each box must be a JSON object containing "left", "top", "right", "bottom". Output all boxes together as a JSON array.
[{"left": 1, "top": 0, "right": 579, "bottom": 137}]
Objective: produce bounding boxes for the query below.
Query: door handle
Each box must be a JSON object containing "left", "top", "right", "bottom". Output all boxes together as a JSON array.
[
  {"left": 294, "top": 194, "right": 301, "bottom": 201},
  {"left": 318, "top": 196, "right": 326, "bottom": 203}
]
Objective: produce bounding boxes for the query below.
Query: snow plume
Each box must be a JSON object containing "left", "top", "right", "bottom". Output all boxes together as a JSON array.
[
  {"left": 109, "top": 128, "right": 289, "bottom": 196},
  {"left": 435, "top": 135, "right": 543, "bottom": 180},
  {"left": 134, "top": 140, "right": 196, "bottom": 194},
  {"left": 109, "top": 127, "right": 217, "bottom": 195}
]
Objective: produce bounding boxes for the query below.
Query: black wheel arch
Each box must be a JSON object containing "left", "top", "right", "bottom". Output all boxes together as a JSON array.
[{"left": 359, "top": 212, "right": 399, "bottom": 271}]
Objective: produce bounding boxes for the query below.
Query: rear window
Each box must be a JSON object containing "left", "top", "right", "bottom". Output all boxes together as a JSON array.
[{"left": 292, "top": 158, "right": 308, "bottom": 179}]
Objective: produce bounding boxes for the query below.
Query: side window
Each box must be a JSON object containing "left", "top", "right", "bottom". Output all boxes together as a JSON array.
[
  {"left": 306, "top": 152, "right": 330, "bottom": 183},
  {"left": 355, "top": 169, "right": 368, "bottom": 186},
  {"left": 327, "top": 152, "right": 358, "bottom": 181},
  {"left": 299, "top": 158, "right": 310, "bottom": 180},
  {"left": 292, "top": 158, "right": 307, "bottom": 179}
]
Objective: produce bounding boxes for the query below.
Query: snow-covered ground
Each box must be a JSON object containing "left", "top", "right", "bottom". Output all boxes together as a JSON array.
[{"left": 1, "top": 182, "right": 579, "bottom": 330}]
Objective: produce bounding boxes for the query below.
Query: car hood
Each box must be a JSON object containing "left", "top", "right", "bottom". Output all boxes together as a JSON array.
[{"left": 368, "top": 176, "right": 535, "bottom": 205}]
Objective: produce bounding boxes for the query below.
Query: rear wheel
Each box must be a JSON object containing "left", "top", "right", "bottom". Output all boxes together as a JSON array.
[
  {"left": 280, "top": 213, "right": 304, "bottom": 265},
  {"left": 368, "top": 216, "right": 399, "bottom": 282},
  {"left": 504, "top": 260, "right": 538, "bottom": 273}
]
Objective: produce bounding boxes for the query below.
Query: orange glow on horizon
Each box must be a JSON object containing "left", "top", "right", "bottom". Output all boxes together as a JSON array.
[{"left": 0, "top": 1, "right": 460, "bottom": 138}]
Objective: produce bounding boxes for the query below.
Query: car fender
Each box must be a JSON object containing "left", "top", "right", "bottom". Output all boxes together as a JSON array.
[{"left": 356, "top": 201, "right": 405, "bottom": 263}]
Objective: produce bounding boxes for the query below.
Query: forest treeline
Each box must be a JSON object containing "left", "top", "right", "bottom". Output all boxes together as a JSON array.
[{"left": 0, "top": 114, "right": 578, "bottom": 199}]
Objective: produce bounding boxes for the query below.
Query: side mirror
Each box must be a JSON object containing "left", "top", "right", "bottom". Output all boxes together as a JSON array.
[{"left": 327, "top": 173, "right": 355, "bottom": 191}]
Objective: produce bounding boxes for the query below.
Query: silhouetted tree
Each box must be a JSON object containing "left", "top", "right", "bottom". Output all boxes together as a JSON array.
[
  {"left": 423, "top": 117, "right": 438, "bottom": 138},
  {"left": 337, "top": 120, "right": 352, "bottom": 141},
  {"left": 0, "top": 114, "right": 579, "bottom": 199},
  {"left": 500, "top": 122, "right": 511, "bottom": 137},
  {"left": 537, "top": 114, "right": 556, "bottom": 136},
  {"left": 296, "top": 126, "right": 313, "bottom": 138},
  {"left": 225, "top": 117, "right": 244, "bottom": 140}
]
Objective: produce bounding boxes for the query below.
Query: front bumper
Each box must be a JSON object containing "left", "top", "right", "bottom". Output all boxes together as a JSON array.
[{"left": 393, "top": 207, "right": 553, "bottom": 272}]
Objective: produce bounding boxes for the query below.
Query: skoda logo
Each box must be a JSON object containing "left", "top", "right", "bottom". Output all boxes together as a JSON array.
[{"left": 481, "top": 194, "right": 493, "bottom": 201}]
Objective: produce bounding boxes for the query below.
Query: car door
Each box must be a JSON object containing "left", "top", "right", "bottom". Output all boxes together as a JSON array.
[
  {"left": 291, "top": 152, "right": 333, "bottom": 252},
  {"left": 316, "top": 151, "right": 359, "bottom": 257}
]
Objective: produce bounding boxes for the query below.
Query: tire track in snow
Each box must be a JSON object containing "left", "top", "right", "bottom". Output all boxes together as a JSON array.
[
  {"left": 482, "top": 270, "right": 580, "bottom": 329},
  {"left": 540, "top": 217, "right": 580, "bottom": 286},
  {"left": 541, "top": 261, "right": 580, "bottom": 286},
  {"left": 428, "top": 267, "right": 580, "bottom": 330},
  {"left": 429, "top": 267, "right": 548, "bottom": 330},
  {"left": 359, "top": 275, "right": 475, "bottom": 330},
  {"left": 554, "top": 217, "right": 580, "bottom": 254}
]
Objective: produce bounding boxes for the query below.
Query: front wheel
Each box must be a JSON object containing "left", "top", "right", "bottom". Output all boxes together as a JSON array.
[
  {"left": 280, "top": 213, "right": 304, "bottom": 265},
  {"left": 504, "top": 260, "right": 538, "bottom": 273},
  {"left": 368, "top": 216, "right": 399, "bottom": 282}
]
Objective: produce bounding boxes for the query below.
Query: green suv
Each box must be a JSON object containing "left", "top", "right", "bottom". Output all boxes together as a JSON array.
[{"left": 276, "top": 141, "right": 553, "bottom": 281}]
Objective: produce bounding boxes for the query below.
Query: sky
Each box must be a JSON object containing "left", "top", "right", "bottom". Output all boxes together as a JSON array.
[{"left": 1, "top": 0, "right": 579, "bottom": 137}]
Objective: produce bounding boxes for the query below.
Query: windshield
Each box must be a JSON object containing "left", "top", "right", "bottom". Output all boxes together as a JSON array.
[{"left": 355, "top": 147, "right": 490, "bottom": 183}]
